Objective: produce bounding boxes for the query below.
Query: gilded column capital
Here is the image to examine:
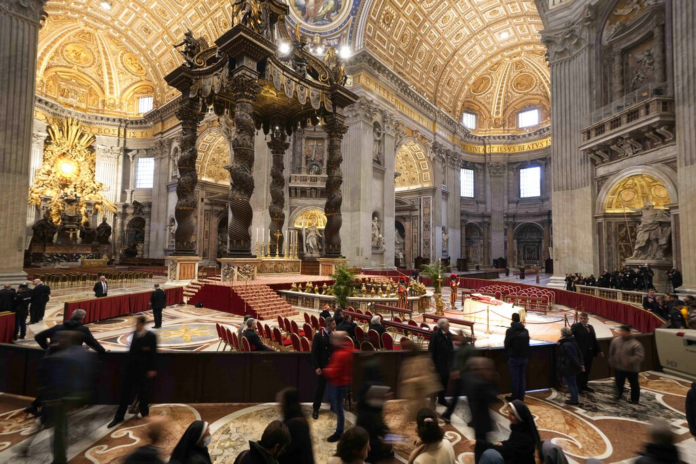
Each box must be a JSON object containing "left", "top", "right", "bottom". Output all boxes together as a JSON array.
[
  {"left": 540, "top": 8, "right": 593, "bottom": 64},
  {"left": 0, "top": 0, "right": 47, "bottom": 24}
]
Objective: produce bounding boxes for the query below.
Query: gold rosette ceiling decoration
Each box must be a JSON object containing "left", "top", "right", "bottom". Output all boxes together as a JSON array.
[{"left": 29, "top": 118, "right": 117, "bottom": 224}]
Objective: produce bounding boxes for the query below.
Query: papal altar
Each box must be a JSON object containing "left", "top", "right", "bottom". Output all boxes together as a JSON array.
[{"left": 462, "top": 294, "right": 525, "bottom": 326}]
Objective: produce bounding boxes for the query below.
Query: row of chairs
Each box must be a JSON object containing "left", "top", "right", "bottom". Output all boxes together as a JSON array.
[{"left": 32, "top": 271, "right": 154, "bottom": 288}]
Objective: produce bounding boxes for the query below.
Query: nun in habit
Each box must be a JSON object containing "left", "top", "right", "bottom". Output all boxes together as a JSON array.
[
  {"left": 467, "top": 400, "right": 540, "bottom": 464},
  {"left": 169, "top": 420, "right": 213, "bottom": 464}
]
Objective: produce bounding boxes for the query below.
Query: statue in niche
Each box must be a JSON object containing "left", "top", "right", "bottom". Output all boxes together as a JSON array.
[
  {"left": 96, "top": 217, "right": 112, "bottom": 244},
  {"left": 305, "top": 225, "right": 322, "bottom": 256},
  {"left": 79, "top": 221, "right": 97, "bottom": 244},
  {"left": 395, "top": 230, "right": 405, "bottom": 255},
  {"left": 630, "top": 50, "right": 655, "bottom": 91},
  {"left": 371, "top": 216, "right": 381, "bottom": 247},
  {"left": 373, "top": 122, "right": 384, "bottom": 165},
  {"left": 628, "top": 202, "right": 672, "bottom": 260},
  {"left": 376, "top": 234, "right": 386, "bottom": 252},
  {"left": 168, "top": 218, "right": 176, "bottom": 248},
  {"left": 442, "top": 227, "right": 449, "bottom": 255}
]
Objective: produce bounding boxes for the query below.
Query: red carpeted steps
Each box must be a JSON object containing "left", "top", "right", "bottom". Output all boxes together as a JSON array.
[
  {"left": 232, "top": 284, "right": 297, "bottom": 320},
  {"left": 183, "top": 275, "right": 221, "bottom": 303}
]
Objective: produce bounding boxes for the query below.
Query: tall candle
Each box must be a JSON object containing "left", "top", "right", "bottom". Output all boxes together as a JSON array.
[{"left": 256, "top": 228, "right": 259, "bottom": 243}]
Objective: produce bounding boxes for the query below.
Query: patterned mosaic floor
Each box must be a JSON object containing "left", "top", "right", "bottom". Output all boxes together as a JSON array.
[{"left": 0, "top": 372, "right": 694, "bottom": 463}]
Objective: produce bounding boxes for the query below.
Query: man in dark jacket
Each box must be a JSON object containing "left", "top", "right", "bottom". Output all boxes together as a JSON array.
[
  {"left": 687, "top": 382, "right": 696, "bottom": 438},
  {"left": 558, "top": 327, "right": 584, "bottom": 406},
  {"left": 29, "top": 278, "right": 50, "bottom": 323},
  {"left": 93, "top": 275, "right": 108, "bottom": 298},
  {"left": 667, "top": 303, "right": 687, "bottom": 329},
  {"left": 242, "top": 318, "right": 271, "bottom": 351},
  {"left": 428, "top": 318, "right": 454, "bottom": 407},
  {"left": 234, "top": 420, "right": 291, "bottom": 464},
  {"left": 571, "top": 312, "right": 603, "bottom": 392},
  {"left": 108, "top": 316, "right": 158, "bottom": 428},
  {"left": 13, "top": 284, "right": 31, "bottom": 340},
  {"left": 337, "top": 313, "right": 357, "bottom": 341},
  {"left": 0, "top": 283, "right": 15, "bottom": 312},
  {"left": 635, "top": 420, "right": 684, "bottom": 464},
  {"left": 319, "top": 305, "right": 331, "bottom": 320},
  {"left": 333, "top": 308, "right": 344, "bottom": 327},
  {"left": 642, "top": 289, "right": 660, "bottom": 314},
  {"left": 150, "top": 284, "right": 166, "bottom": 329},
  {"left": 35, "top": 308, "right": 105, "bottom": 354},
  {"left": 504, "top": 312, "right": 530, "bottom": 402},
  {"left": 311, "top": 316, "right": 335, "bottom": 419}
]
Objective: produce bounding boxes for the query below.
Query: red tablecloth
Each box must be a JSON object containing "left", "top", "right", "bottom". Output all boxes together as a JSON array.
[
  {"left": 0, "top": 312, "right": 16, "bottom": 343},
  {"left": 64, "top": 287, "right": 185, "bottom": 323},
  {"left": 454, "top": 278, "right": 664, "bottom": 334}
]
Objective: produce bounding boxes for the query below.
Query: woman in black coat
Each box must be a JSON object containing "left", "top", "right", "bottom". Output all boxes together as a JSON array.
[
  {"left": 469, "top": 400, "right": 540, "bottom": 464},
  {"left": 277, "top": 388, "right": 315, "bottom": 464}
]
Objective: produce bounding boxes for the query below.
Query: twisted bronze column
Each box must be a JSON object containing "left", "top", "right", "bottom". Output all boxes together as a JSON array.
[
  {"left": 268, "top": 127, "right": 289, "bottom": 256},
  {"left": 226, "top": 73, "right": 262, "bottom": 256},
  {"left": 323, "top": 116, "right": 348, "bottom": 257},
  {"left": 173, "top": 99, "right": 204, "bottom": 255}
]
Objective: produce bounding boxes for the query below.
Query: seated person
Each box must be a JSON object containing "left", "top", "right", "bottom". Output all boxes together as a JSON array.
[
  {"left": 328, "top": 426, "right": 370, "bottom": 464},
  {"left": 467, "top": 400, "right": 539, "bottom": 464},
  {"left": 369, "top": 315, "right": 385, "bottom": 337},
  {"left": 242, "top": 318, "right": 271, "bottom": 351},
  {"left": 234, "top": 420, "right": 291, "bottom": 464},
  {"left": 320, "top": 305, "right": 331, "bottom": 320},
  {"left": 333, "top": 308, "right": 344, "bottom": 327},
  {"left": 337, "top": 314, "right": 357, "bottom": 341},
  {"left": 408, "top": 408, "right": 455, "bottom": 463}
]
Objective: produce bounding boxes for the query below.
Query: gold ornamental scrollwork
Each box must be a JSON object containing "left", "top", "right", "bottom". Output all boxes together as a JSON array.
[{"left": 28, "top": 118, "right": 116, "bottom": 225}]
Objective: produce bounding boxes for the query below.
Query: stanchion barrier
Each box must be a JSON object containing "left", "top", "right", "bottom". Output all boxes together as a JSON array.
[{"left": 486, "top": 306, "right": 490, "bottom": 334}]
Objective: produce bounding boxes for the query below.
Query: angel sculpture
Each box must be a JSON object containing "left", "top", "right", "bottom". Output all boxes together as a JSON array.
[
  {"left": 174, "top": 31, "right": 208, "bottom": 68},
  {"left": 323, "top": 47, "right": 346, "bottom": 85}
]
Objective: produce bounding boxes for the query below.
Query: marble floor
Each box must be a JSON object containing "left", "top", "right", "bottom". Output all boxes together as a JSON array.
[{"left": 0, "top": 372, "right": 694, "bottom": 463}]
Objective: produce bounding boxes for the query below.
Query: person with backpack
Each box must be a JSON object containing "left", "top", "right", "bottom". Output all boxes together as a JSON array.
[{"left": 504, "top": 313, "right": 530, "bottom": 402}]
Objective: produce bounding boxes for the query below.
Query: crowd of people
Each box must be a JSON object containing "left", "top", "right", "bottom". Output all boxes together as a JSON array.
[
  {"left": 564, "top": 265, "right": 683, "bottom": 292},
  {"left": 642, "top": 289, "right": 696, "bottom": 327},
  {"left": 5, "top": 292, "right": 695, "bottom": 463}
]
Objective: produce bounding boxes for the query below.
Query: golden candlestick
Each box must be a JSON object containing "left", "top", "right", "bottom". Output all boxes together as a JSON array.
[
  {"left": 273, "top": 230, "right": 282, "bottom": 258},
  {"left": 255, "top": 240, "right": 260, "bottom": 258},
  {"left": 261, "top": 241, "right": 267, "bottom": 258}
]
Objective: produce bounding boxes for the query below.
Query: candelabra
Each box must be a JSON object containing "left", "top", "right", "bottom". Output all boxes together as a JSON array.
[{"left": 273, "top": 230, "right": 282, "bottom": 258}]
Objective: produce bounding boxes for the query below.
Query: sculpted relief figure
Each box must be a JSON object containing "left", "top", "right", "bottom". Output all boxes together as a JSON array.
[
  {"left": 371, "top": 217, "right": 380, "bottom": 247},
  {"left": 629, "top": 203, "right": 672, "bottom": 260},
  {"left": 96, "top": 217, "right": 112, "bottom": 245},
  {"left": 442, "top": 227, "right": 449, "bottom": 254}
]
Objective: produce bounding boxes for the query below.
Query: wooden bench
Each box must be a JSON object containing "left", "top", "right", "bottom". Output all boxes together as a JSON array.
[
  {"left": 372, "top": 303, "right": 413, "bottom": 320},
  {"left": 503, "top": 295, "right": 550, "bottom": 312}
]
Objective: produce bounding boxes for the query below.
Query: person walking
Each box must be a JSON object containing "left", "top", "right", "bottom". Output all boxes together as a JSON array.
[
  {"left": 277, "top": 388, "right": 315, "bottom": 464},
  {"left": 149, "top": 284, "right": 166, "bottom": 329},
  {"left": 12, "top": 284, "right": 31, "bottom": 340},
  {"left": 571, "top": 312, "right": 603, "bottom": 393},
  {"left": 323, "top": 331, "right": 353, "bottom": 442},
  {"left": 29, "top": 278, "right": 50, "bottom": 324},
  {"left": 504, "top": 313, "right": 530, "bottom": 402},
  {"left": 311, "top": 316, "right": 335, "bottom": 420},
  {"left": 558, "top": 327, "right": 584, "bottom": 406},
  {"left": 428, "top": 319, "right": 454, "bottom": 407},
  {"left": 609, "top": 325, "right": 645, "bottom": 404},
  {"left": 108, "top": 316, "right": 158, "bottom": 428}
]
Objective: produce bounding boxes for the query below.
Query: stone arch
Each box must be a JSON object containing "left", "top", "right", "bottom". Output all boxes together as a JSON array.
[
  {"left": 595, "top": 165, "right": 677, "bottom": 213},
  {"left": 291, "top": 207, "right": 328, "bottom": 229},
  {"left": 394, "top": 139, "right": 433, "bottom": 191},
  {"left": 513, "top": 222, "right": 543, "bottom": 265},
  {"left": 464, "top": 222, "right": 483, "bottom": 265}
]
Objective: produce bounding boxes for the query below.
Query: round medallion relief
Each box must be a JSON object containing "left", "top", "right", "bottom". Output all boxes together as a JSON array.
[
  {"left": 513, "top": 73, "right": 535, "bottom": 92},
  {"left": 62, "top": 43, "right": 94, "bottom": 67},
  {"left": 471, "top": 75, "right": 491, "bottom": 95},
  {"left": 122, "top": 53, "right": 146, "bottom": 76}
]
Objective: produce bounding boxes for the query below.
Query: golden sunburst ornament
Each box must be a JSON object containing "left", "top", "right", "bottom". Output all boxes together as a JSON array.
[
  {"left": 28, "top": 118, "right": 116, "bottom": 224},
  {"left": 157, "top": 324, "right": 215, "bottom": 343}
]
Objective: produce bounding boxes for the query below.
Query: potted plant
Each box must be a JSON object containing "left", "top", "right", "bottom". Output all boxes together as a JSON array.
[
  {"left": 331, "top": 265, "right": 356, "bottom": 308},
  {"left": 419, "top": 261, "right": 451, "bottom": 294}
]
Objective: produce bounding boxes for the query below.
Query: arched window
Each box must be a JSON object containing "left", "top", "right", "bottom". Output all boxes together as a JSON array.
[
  {"left": 462, "top": 111, "right": 477, "bottom": 129},
  {"left": 518, "top": 108, "right": 539, "bottom": 128}
]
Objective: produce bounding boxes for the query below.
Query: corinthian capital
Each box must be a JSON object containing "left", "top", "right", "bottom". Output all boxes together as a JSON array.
[
  {"left": 0, "top": 0, "right": 47, "bottom": 24},
  {"left": 540, "top": 7, "right": 593, "bottom": 64},
  {"left": 344, "top": 97, "right": 379, "bottom": 124}
]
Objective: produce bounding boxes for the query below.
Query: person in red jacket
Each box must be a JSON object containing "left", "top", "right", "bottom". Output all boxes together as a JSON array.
[{"left": 323, "top": 332, "right": 353, "bottom": 443}]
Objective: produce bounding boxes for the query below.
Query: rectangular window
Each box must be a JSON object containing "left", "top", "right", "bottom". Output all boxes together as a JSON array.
[
  {"left": 518, "top": 109, "right": 539, "bottom": 128},
  {"left": 460, "top": 168, "right": 475, "bottom": 198},
  {"left": 135, "top": 157, "right": 155, "bottom": 189},
  {"left": 462, "top": 112, "right": 477, "bottom": 130},
  {"left": 520, "top": 166, "right": 541, "bottom": 198},
  {"left": 138, "top": 96, "right": 153, "bottom": 114}
]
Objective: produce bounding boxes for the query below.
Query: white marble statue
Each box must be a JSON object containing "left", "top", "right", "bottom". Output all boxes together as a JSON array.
[
  {"left": 377, "top": 234, "right": 386, "bottom": 252},
  {"left": 168, "top": 221, "right": 176, "bottom": 248},
  {"left": 629, "top": 203, "right": 672, "bottom": 260},
  {"left": 442, "top": 227, "right": 449, "bottom": 254},
  {"left": 305, "top": 225, "right": 322, "bottom": 256},
  {"left": 395, "top": 230, "right": 405, "bottom": 255},
  {"left": 371, "top": 217, "right": 380, "bottom": 247}
]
